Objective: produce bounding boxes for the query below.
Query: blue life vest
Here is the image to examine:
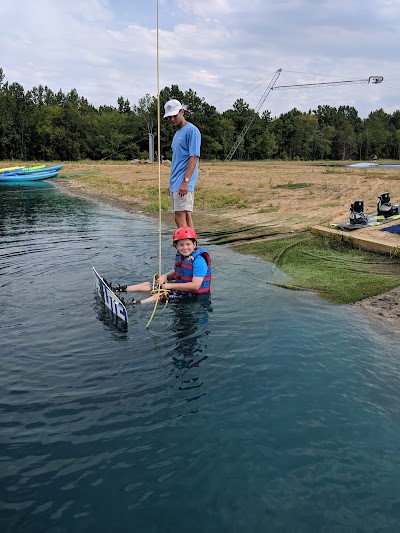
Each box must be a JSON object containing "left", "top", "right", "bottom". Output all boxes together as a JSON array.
[{"left": 173, "top": 247, "right": 212, "bottom": 294}]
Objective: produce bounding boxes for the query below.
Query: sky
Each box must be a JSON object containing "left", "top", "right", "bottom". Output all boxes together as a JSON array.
[{"left": 1, "top": 0, "right": 399, "bottom": 118}]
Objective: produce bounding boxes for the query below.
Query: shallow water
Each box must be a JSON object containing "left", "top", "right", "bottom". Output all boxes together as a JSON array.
[{"left": 1, "top": 182, "right": 400, "bottom": 532}]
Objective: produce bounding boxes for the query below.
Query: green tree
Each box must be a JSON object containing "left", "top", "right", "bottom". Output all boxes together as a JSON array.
[
  {"left": 1, "top": 66, "right": 399, "bottom": 163},
  {"left": 364, "top": 109, "right": 391, "bottom": 158},
  {"left": 3, "top": 82, "right": 34, "bottom": 159},
  {"left": 222, "top": 99, "right": 262, "bottom": 160},
  {"left": 272, "top": 109, "right": 306, "bottom": 159},
  {"left": 333, "top": 119, "right": 357, "bottom": 160},
  {"left": 31, "top": 105, "right": 65, "bottom": 159}
]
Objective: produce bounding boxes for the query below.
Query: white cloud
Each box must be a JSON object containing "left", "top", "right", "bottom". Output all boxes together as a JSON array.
[
  {"left": 189, "top": 69, "right": 224, "bottom": 88},
  {"left": 176, "top": 0, "right": 232, "bottom": 17},
  {"left": 0, "top": 0, "right": 399, "bottom": 117}
]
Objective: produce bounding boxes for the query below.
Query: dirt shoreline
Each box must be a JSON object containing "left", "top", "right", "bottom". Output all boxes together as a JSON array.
[
  {"left": 53, "top": 160, "right": 400, "bottom": 324},
  {"left": 353, "top": 287, "right": 400, "bottom": 324}
]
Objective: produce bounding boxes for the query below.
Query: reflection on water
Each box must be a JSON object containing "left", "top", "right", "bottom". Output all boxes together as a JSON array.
[
  {"left": 167, "top": 298, "right": 211, "bottom": 396},
  {"left": 94, "top": 296, "right": 129, "bottom": 334},
  {"left": 2, "top": 183, "right": 400, "bottom": 532}
]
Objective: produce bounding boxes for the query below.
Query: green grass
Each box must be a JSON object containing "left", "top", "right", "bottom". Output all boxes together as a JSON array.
[
  {"left": 195, "top": 186, "right": 249, "bottom": 209},
  {"left": 272, "top": 181, "right": 311, "bottom": 189},
  {"left": 324, "top": 168, "right": 341, "bottom": 174},
  {"left": 73, "top": 174, "right": 252, "bottom": 210},
  {"left": 60, "top": 171, "right": 99, "bottom": 179},
  {"left": 257, "top": 205, "right": 280, "bottom": 214},
  {"left": 235, "top": 234, "right": 400, "bottom": 303},
  {"left": 144, "top": 198, "right": 170, "bottom": 212}
]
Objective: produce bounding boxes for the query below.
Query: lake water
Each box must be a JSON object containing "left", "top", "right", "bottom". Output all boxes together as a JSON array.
[{"left": 1, "top": 181, "right": 400, "bottom": 532}]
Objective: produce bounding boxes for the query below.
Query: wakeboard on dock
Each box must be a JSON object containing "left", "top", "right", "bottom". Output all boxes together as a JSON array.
[
  {"left": 92, "top": 266, "right": 128, "bottom": 324},
  {"left": 331, "top": 212, "right": 400, "bottom": 231}
]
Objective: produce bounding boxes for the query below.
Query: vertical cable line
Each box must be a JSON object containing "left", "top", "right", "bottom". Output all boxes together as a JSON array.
[
  {"left": 146, "top": 0, "right": 162, "bottom": 329},
  {"left": 156, "top": 0, "right": 162, "bottom": 278}
]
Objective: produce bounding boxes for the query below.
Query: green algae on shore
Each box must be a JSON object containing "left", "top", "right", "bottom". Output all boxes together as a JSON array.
[{"left": 235, "top": 234, "right": 400, "bottom": 304}]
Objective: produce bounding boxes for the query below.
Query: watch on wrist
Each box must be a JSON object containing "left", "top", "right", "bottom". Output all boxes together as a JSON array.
[{"left": 183, "top": 177, "right": 190, "bottom": 183}]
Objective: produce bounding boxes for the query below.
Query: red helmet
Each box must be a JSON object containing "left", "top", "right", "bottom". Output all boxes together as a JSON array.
[{"left": 172, "top": 227, "right": 198, "bottom": 243}]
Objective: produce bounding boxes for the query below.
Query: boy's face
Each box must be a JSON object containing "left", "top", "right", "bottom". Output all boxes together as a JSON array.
[{"left": 175, "top": 239, "right": 196, "bottom": 256}]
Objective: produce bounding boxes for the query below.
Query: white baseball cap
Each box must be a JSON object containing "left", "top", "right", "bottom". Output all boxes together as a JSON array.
[{"left": 163, "top": 99, "right": 183, "bottom": 118}]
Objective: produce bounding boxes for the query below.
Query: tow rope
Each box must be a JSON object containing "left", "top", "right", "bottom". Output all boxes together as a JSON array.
[{"left": 146, "top": 0, "right": 164, "bottom": 330}]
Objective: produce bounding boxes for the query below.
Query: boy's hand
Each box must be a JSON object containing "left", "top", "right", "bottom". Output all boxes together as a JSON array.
[{"left": 158, "top": 274, "right": 168, "bottom": 286}]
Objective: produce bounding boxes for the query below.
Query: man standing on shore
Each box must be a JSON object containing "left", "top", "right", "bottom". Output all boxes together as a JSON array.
[{"left": 163, "top": 99, "right": 201, "bottom": 230}]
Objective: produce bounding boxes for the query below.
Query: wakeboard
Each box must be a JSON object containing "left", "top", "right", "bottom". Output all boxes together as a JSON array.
[
  {"left": 331, "top": 212, "right": 400, "bottom": 231},
  {"left": 381, "top": 223, "right": 400, "bottom": 235},
  {"left": 92, "top": 266, "right": 128, "bottom": 324}
]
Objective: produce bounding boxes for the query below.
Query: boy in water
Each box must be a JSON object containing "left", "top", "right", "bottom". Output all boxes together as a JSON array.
[{"left": 125, "top": 227, "right": 211, "bottom": 304}]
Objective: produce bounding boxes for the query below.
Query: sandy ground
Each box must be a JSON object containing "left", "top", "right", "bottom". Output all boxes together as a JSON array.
[
  {"left": 353, "top": 287, "right": 400, "bottom": 326},
  {"left": 53, "top": 160, "right": 400, "bottom": 324}
]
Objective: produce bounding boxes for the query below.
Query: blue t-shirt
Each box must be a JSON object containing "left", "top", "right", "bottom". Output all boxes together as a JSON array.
[
  {"left": 169, "top": 122, "right": 201, "bottom": 193},
  {"left": 192, "top": 255, "right": 207, "bottom": 278}
]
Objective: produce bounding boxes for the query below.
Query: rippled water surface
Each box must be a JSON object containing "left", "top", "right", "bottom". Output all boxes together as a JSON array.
[{"left": 1, "top": 182, "right": 400, "bottom": 532}]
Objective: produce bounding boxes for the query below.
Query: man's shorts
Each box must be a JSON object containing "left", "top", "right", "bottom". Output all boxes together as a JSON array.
[{"left": 170, "top": 191, "right": 194, "bottom": 212}]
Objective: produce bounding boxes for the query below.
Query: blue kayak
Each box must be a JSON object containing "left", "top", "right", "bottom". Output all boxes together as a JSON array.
[
  {"left": 0, "top": 170, "right": 59, "bottom": 182},
  {"left": 2, "top": 164, "right": 63, "bottom": 176},
  {"left": 18, "top": 164, "right": 63, "bottom": 174}
]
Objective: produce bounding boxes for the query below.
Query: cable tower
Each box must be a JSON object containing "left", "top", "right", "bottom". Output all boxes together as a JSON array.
[
  {"left": 225, "top": 73, "right": 383, "bottom": 161},
  {"left": 224, "top": 68, "right": 282, "bottom": 162}
]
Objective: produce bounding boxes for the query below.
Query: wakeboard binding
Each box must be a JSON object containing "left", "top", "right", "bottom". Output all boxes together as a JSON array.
[
  {"left": 349, "top": 200, "right": 368, "bottom": 225},
  {"left": 377, "top": 192, "right": 399, "bottom": 218}
]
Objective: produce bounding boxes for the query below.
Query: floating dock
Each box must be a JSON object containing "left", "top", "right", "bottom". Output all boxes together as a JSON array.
[{"left": 312, "top": 222, "right": 400, "bottom": 255}]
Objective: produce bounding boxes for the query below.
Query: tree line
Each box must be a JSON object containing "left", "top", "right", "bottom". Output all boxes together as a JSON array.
[{"left": 1, "top": 67, "right": 399, "bottom": 162}]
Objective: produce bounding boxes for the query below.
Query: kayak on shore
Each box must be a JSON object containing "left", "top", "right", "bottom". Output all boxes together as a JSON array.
[
  {"left": 0, "top": 164, "right": 63, "bottom": 181},
  {"left": 0, "top": 169, "right": 60, "bottom": 182}
]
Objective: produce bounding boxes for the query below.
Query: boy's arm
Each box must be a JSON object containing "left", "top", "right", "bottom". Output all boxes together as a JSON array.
[
  {"left": 158, "top": 269, "right": 175, "bottom": 285},
  {"left": 162, "top": 277, "right": 203, "bottom": 292},
  {"left": 161, "top": 255, "right": 207, "bottom": 291}
]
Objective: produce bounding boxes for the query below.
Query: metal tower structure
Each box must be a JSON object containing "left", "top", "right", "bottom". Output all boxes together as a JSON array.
[
  {"left": 224, "top": 68, "right": 282, "bottom": 162},
  {"left": 224, "top": 74, "right": 383, "bottom": 161}
]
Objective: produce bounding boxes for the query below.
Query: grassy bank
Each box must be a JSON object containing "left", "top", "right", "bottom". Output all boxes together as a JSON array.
[{"left": 235, "top": 234, "right": 400, "bottom": 304}]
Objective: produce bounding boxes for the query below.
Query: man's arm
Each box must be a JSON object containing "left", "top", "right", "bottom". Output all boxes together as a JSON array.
[
  {"left": 184, "top": 155, "right": 199, "bottom": 181},
  {"left": 179, "top": 155, "right": 199, "bottom": 196}
]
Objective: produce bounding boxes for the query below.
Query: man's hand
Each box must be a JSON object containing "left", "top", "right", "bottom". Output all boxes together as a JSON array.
[{"left": 179, "top": 181, "right": 189, "bottom": 196}]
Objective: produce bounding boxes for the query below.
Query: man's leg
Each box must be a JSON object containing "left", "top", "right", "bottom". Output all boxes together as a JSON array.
[
  {"left": 174, "top": 210, "right": 194, "bottom": 229},
  {"left": 184, "top": 211, "right": 194, "bottom": 229},
  {"left": 171, "top": 192, "right": 194, "bottom": 229}
]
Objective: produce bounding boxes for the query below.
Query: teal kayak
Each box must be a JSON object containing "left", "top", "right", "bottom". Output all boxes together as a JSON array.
[
  {"left": 0, "top": 170, "right": 59, "bottom": 182},
  {"left": 3, "top": 164, "right": 63, "bottom": 176},
  {"left": 18, "top": 164, "right": 63, "bottom": 174}
]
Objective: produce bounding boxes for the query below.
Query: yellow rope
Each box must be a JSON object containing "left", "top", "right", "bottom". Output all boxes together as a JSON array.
[
  {"left": 149, "top": 274, "right": 171, "bottom": 299},
  {"left": 146, "top": 276, "right": 171, "bottom": 329},
  {"left": 146, "top": 0, "right": 163, "bottom": 330},
  {"left": 146, "top": 295, "right": 159, "bottom": 329}
]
